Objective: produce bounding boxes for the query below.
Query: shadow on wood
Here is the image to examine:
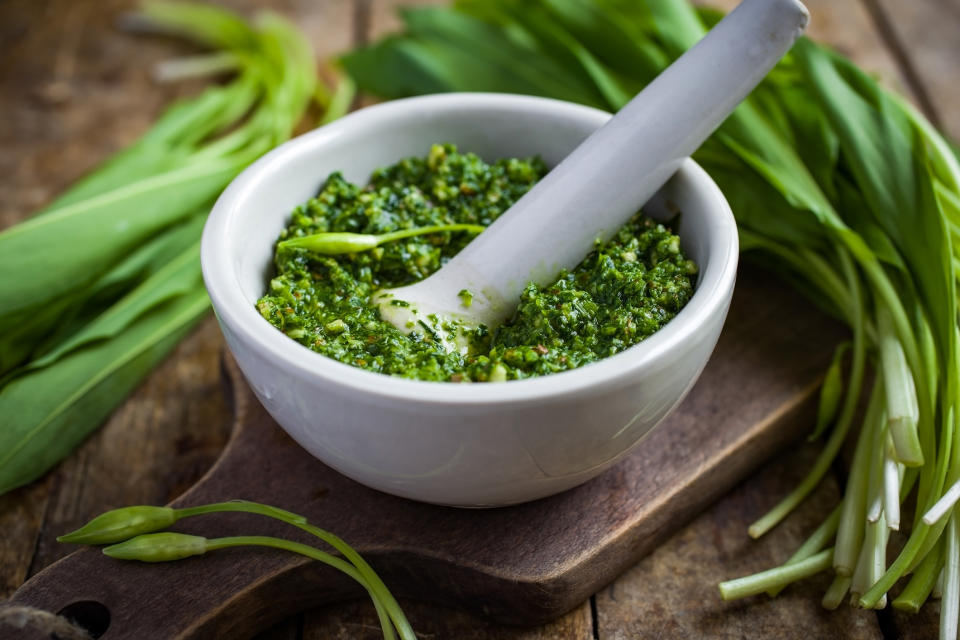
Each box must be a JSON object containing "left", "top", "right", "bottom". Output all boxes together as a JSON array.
[{"left": 10, "top": 266, "right": 845, "bottom": 639}]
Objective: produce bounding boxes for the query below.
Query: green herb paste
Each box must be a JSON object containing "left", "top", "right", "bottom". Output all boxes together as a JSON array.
[{"left": 256, "top": 144, "right": 697, "bottom": 382}]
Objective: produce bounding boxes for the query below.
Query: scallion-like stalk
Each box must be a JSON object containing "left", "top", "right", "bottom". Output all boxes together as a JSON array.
[{"left": 278, "top": 224, "right": 486, "bottom": 255}]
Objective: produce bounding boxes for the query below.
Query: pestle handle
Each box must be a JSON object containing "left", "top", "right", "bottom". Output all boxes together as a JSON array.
[{"left": 394, "top": 0, "right": 808, "bottom": 328}]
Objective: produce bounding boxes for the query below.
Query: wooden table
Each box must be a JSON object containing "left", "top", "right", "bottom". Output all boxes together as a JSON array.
[{"left": 1, "top": 1, "right": 957, "bottom": 638}]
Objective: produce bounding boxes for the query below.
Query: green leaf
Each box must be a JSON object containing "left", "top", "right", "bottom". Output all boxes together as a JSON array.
[
  {"left": 797, "top": 40, "right": 954, "bottom": 367},
  {"left": 0, "top": 214, "right": 206, "bottom": 377},
  {"left": 0, "top": 3, "right": 324, "bottom": 496},
  {"left": 342, "top": 8, "right": 608, "bottom": 108},
  {"left": 0, "top": 295, "right": 89, "bottom": 376},
  {"left": 641, "top": 0, "right": 707, "bottom": 57},
  {"left": 809, "top": 342, "right": 850, "bottom": 441},
  {"left": 0, "top": 157, "right": 241, "bottom": 324},
  {"left": 340, "top": 36, "right": 455, "bottom": 99},
  {"left": 473, "top": 1, "right": 634, "bottom": 109},
  {"left": 133, "top": 1, "right": 259, "bottom": 51},
  {"left": 0, "top": 288, "right": 209, "bottom": 495},
  {"left": 540, "top": 0, "right": 669, "bottom": 82},
  {"left": 402, "top": 7, "right": 603, "bottom": 102},
  {"left": 82, "top": 213, "right": 208, "bottom": 305},
  {"left": 694, "top": 142, "right": 827, "bottom": 251},
  {"left": 16, "top": 242, "right": 202, "bottom": 376},
  {"left": 833, "top": 175, "right": 906, "bottom": 272},
  {"left": 319, "top": 74, "right": 357, "bottom": 126}
]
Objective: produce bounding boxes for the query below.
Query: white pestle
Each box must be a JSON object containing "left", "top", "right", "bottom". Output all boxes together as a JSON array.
[{"left": 376, "top": 0, "right": 809, "bottom": 351}]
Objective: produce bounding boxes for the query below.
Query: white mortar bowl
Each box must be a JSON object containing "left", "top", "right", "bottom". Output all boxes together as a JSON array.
[{"left": 202, "top": 93, "right": 738, "bottom": 507}]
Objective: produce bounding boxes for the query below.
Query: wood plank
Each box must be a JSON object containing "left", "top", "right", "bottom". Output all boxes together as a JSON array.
[
  {"left": 367, "top": 0, "right": 446, "bottom": 38},
  {"left": 866, "top": 0, "right": 960, "bottom": 140},
  {"left": 596, "top": 444, "right": 880, "bottom": 639},
  {"left": 302, "top": 600, "right": 594, "bottom": 640},
  {"left": 10, "top": 266, "right": 848, "bottom": 638},
  {"left": 0, "top": 482, "right": 51, "bottom": 598},
  {"left": 695, "top": 0, "right": 913, "bottom": 98},
  {"left": 253, "top": 615, "right": 303, "bottom": 640}
]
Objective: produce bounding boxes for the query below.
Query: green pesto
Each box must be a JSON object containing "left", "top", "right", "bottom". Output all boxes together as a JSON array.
[{"left": 256, "top": 144, "right": 697, "bottom": 382}]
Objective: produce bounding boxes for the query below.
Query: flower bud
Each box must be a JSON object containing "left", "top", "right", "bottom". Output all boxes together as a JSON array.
[
  {"left": 58, "top": 506, "right": 177, "bottom": 545},
  {"left": 280, "top": 232, "right": 380, "bottom": 255},
  {"left": 103, "top": 532, "right": 208, "bottom": 562}
]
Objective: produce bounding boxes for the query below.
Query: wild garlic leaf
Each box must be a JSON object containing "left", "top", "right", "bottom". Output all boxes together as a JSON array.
[
  {"left": 539, "top": 0, "right": 669, "bottom": 83},
  {"left": 0, "top": 213, "right": 206, "bottom": 378},
  {"left": 475, "top": 1, "right": 634, "bottom": 109},
  {"left": 797, "top": 40, "right": 955, "bottom": 366},
  {"left": 0, "top": 287, "right": 209, "bottom": 495},
  {"left": 695, "top": 145, "right": 827, "bottom": 251},
  {"left": 83, "top": 213, "right": 208, "bottom": 304},
  {"left": 642, "top": 0, "right": 707, "bottom": 58},
  {"left": 0, "top": 296, "right": 89, "bottom": 376},
  {"left": 772, "top": 74, "right": 840, "bottom": 198},
  {"left": 833, "top": 175, "right": 907, "bottom": 273},
  {"left": 340, "top": 36, "right": 453, "bottom": 98},
  {"left": 133, "top": 1, "right": 259, "bottom": 51},
  {"left": 0, "top": 157, "right": 242, "bottom": 323},
  {"left": 16, "top": 242, "right": 202, "bottom": 376},
  {"left": 39, "top": 81, "right": 255, "bottom": 214},
  {"left": 402, "top": 7, "right": 607, "bottom": 105}
]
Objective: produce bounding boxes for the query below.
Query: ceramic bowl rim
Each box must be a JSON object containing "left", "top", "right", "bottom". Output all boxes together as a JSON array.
[{"left": 201, "top": 92, "right": 738, "bottom": 407}]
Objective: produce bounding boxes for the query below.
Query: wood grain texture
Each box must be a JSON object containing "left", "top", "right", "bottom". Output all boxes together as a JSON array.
[
  {"left": 10, "top": 267, "right": 845, "bottom": 638},
  {"left": 367, "top": 0, "right": 445, "bottom": 35},
  {"left": 596, "top": 444, "right": 880, "bottom": 639},
  {"left": 302, "top": 599, "right": 595, "bottom": 640},
  {"left": 866, "top": 0, "right": 960, "bottom": 140},
  {"left": 1, "top": 0, "right": 956, "bottom": 639},
  {"left": 698, "top": 0, "right": 913, "bottom": 98}
]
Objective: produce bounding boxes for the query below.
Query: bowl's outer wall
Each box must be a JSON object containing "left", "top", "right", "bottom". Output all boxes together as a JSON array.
[{"left": 204, "top": 94, "right": 737, "bottom": 506}]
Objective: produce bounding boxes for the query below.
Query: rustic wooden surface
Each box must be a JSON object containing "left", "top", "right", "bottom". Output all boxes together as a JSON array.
[
  {"left": 9, "top": 267, "right": 847, "bottom": 638},
  {"left": 0, "top": 0, "right": 956, "bottom": 638}
]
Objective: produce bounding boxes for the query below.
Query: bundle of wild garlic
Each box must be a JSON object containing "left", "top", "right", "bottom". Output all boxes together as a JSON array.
[{"left": 0, "top": 2, "right": 352, "bottom": 495}]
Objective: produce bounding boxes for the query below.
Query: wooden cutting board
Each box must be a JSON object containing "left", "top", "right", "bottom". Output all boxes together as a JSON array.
[{"left": 9, "top": 267, "right": 845, "bottom": 639}]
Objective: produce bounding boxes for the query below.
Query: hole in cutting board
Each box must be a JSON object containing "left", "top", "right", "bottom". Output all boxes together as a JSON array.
[{"left": 55, "top": 600, "right": 110, "bottom": 638}]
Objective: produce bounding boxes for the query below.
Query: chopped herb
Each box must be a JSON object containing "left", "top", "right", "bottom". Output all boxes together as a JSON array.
[{"left": 257, "top": 145, "right": 696, "bottom": 382}]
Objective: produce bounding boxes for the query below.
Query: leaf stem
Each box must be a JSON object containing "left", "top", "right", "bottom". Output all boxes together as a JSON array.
[
  {"left": 154, "top": 52, "right": 242, "bottom": 82},
  {"left": 748, "top": 248, "right": 865, "bottom": 538},
  {"left": 835, "top": 377, "right": 884, "bottom": 575},
  {"left": 941, "top": 515, "right": 959, "bottom": 640},
  {"left": 893, "top": 537, "right": 944, "bottom": 612},
  {"left": 204, "top": 535, "right": 397, "bottom": 640},
  {"left": 767, "top": 505, "right": 840, "bottom": 596},
  {"left": 174, "top": 501, "right": 414, "bottom": 640},
  {"left": 877, "top": 308, "right": 923, "bottom": 466},
  {"left": 719, "top": 549, "right": 834, "bottom": 600},
  {"left": 279, "top": 224, "right": 486, "bottom": 255},
  {"left": 822, "top": 574, "right": 851, "bottom": 610}
]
